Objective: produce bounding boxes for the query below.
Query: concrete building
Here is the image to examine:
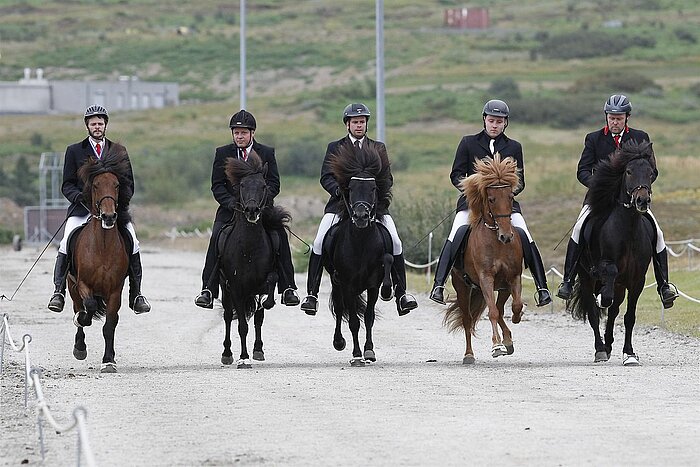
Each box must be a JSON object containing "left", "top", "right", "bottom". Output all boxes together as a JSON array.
[{"left": 0, "top": 68, "right": 179, "bottom": 115}]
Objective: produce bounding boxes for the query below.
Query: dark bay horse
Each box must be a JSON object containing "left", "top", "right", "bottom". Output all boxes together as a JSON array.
[
  {"left": 219, "top": 152, "right": 289, "bottom": 369},
  {"left": 326, "top": 144, "right": 394, "bottom": 367},
  {"left": 68, "top": 147, "right": 131, "bottom": 373},
  {"left": 570, "top": 141, "right": 656, "bottom": 366},
  {"left": 443, "top": 154, "right": 524, "bottom": 364}
]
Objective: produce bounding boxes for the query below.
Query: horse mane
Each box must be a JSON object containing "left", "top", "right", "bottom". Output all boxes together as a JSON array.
[
  {"left": 224, "top": 150, "right": 264, "bottom": 184},
  {"left": 587, "top": 140, "right": 655, "bottom": 217},
  {"left": 458, "top": 153, "right": 521, "bottom": 227},
  {"left": 328, "top": 142, "right": 392, "bottom": 218},
  {"left": 78, "top": 143, "right": 132, "bottom": 226}
]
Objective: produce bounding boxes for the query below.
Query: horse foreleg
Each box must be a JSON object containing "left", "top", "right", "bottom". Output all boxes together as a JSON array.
[
  {"left": 252, "top": 305, "right": 265, "bottom": 361},
  {"left": 496, "top": 291, "right": 514, "bottom": 355},
  {"left": 480, "top": 277, "right": 505, "bottom": 358},
  {"left": 363, "top": 288, "right": 378, "bottom": 362},
  {"left": 221, "top": 298, "right": 234, "bottom": 365},
  {"left": 100, "top": 295, "right": 120, "bottom": 373},
  {"left": 585, "top": 283, "right": 608, "bottom": 362},
  {"left": 346, "top": 293, "right": 363, "bottom": 362},
  {"left": 622, "top": 283, "right": 643, "bottom": 365},
  {"left": 332, "top": 287, "right": 346, "bottom": 352},
  {"left": 261, "top": 272, "right": 278, "bottom": 309},
  {"left": 510, "top": 275, "right": 524, "bottom": 324},
  {"left": 380, "top": 253, "right": 394, "bottom": 300},
  {"left": 604, "top": 287, "right": 625, "bottom": 358},
  {"left": 596, "top": 260, "right": 618, "bottom": 309},
  {"left": 237, "top": 304, "right": 251, "bottom": 368},
  {"left": 73, "top": 327, "right": 87, "bottom": 360}
]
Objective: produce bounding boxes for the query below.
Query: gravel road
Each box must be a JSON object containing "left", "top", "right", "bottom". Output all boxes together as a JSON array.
[{"left": 1, "top": 244, "right": 699, "bottom": 466}]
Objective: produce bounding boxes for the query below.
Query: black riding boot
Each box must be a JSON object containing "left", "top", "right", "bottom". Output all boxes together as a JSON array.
[
  {"left": 128, "top": 252, "right": 151, "bottom": 314},
  {"left": 47, "top": 253, "right": 69, "bottom": 312},
  {"left": 556, "top": 238, "right": 581, "bottom": 300},
  {"left": 391, "top": 254, "right": 418, "bottom": 316},
  {"left": 300, "top": 253, "right": 324, "bottom": 315},
  {"left": 429, "top": 225, "right": 469, "bottom": 305},
  {"left": 527, "top": 242, "right": 552, "bottom": 307},
  {"left": 652, "top": 248, "right": 678, "bottom": 309}
]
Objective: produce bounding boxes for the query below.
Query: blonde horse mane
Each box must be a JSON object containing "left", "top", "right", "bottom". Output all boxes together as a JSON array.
[{"left": 458, "top": 153, "right": 521, "bottom": 227}]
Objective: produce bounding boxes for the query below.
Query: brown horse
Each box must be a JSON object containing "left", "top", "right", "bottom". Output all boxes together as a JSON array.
[
  {"left": 68, "top": 148, "right": 131, "bottom": 373},
  {"left": 443, "top": 154, "right": 524, "bottom": 364}
]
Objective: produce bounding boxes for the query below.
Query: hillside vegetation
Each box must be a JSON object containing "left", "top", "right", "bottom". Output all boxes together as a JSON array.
[{"left": 1, "top": 0, "right": 699, "bottom": 256}]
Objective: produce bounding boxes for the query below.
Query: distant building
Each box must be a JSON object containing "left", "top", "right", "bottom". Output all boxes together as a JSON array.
[
  {"left": 444, "top": 7, "right": 490, "bottom": 29},
  {"left": 0, "top": 68, "right": 179, "bottom": 115}
]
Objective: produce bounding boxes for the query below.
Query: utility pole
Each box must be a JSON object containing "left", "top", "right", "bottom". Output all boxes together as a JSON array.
[
  {"left": 375, "top": 0, "right": 385, "bottom": 142},
  {"left": 240, "top": 0, "right": 247, "bottom": 110}
]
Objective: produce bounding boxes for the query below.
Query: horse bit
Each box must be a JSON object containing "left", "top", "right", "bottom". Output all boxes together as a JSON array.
[{"left": 94, "top": 195, "right": 118, "bottom": 221}]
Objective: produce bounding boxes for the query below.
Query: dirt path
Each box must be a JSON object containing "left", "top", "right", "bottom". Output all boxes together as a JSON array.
[{"left": 1, "top": 245, "right": 699, "bottom": 466}]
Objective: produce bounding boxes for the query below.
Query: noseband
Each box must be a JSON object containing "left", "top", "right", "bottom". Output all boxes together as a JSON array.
[
  {"left": 622, "top": 184, "right": 652, "bottom": 209},
  {"left": 343, "top": 176, "right": 377, "bottom": 225},
  {"left": 95, "top": 195, "right": 118, "bottom": 221},
  {"left": 483, "top": 184, "right": 512, "bottom": 231},
  {"left": 235, "top": 184, "right": 268, "bottom": 221}
]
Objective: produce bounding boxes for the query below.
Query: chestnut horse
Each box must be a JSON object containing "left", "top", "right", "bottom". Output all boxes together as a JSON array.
[
  {"left": 443, "top": 154, "right": 524, "bottom": 364},
  {"left": 68, "top": 148, "right": 131, "bottom": 373},
  {"left": 569, "top": 141, "right": 656, "bottom": 365}
]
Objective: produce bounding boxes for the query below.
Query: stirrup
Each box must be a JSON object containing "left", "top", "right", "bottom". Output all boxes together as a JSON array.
[
  {"left": 535, "top": 288, "right": 552, "bottom": 307},
  {"left": 132, "top": 295, "right": 151, "bottom": 314},
  {"left": 300, "top": 295, "right": 318, "bottom": 315},
  {"left": 48, "top": 292, "right": 65, "bottom": 313},
  {"left": 659, "top": 282, "right": 679, "bottom": 309}
]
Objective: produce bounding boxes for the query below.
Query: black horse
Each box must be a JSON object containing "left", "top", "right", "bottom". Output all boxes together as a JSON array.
[
  {"left": 218, "top": 152, "right": 290, "bottom": 369},
  {"left": 325, "top": 144, "right": 394, "bottom": 367},
  {"left": 570, "top": 140, "right": 656, "bottom": 366}
]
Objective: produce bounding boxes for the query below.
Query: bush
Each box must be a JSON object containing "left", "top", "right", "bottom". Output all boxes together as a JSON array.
[
  {"left": 488, "top": 78, "right": 521, "bottom": 101},
  {"left": 569, "top": 71, "right": 661, "bottom": 95},
  {"left": 509, "top": 96, "right": 599, "bottom": 129},
  {"left": 538, "top": 31, "right": 655, "bottom": 60}
]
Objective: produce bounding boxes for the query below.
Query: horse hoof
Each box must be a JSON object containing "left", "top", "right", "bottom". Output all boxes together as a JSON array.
[
  {"left": 363, "top": 349, "right": 376, "bottom": 362},
  {"left": 379, "top": 285, "right": 393, "bottom": 301},
  {"left": 253, "top": 350, "right": 265, "bottom": 361},
  {"left": 262, "top": 297, "right": 275, "bottom": 309},
  {"left": 462, "top": 355, "right": 475, "bottom": 365},
  {"left": 221, "top": 355, "right": 234, "bottom": 365},
  {"left": 100, "top": 362, "right": 117, "bottom": 373},
  {"left": 73, "top": 347, "right": 87, "bottom": 360},
  {"left": 512, "top": 312, "right": 523, "bottom": 324},
  {"left": 492, "top": 344, "right": 508, "bottom": 358},
  {"left": 595, "top": 294, "right": 611, "bottom": 309},
  {"left": 622, "top": 353, "right": 641, "bottom": 366},
  {"left": 350, "top": 357, "right": 366, "bottom": 367},
  {"left": 505, "top": 344, "right": 515, "bottom": 355},
  {"left": 237, "top": 359, "right": 252, "bottom": 369},
  {"left": 333, "top": 337, "right": 346, "bottom": 351},
  {"left": 594, "top": 351, "right": 610, "bottom": 363}
]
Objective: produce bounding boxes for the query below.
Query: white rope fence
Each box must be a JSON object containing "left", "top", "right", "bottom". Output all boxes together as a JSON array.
[{"left": 0, "top": 314, "right": 96, "bottom": 467}]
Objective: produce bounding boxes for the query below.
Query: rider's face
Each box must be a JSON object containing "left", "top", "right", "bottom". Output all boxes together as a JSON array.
[
  {"left": 86, "top": 117, "right": 107, "bottom": 140},
  {"left": 606, "top": 113, "right": 627, "bottom": 134},
  {"left": 232, "top": 128, "right": 253, "bottom": 148},
  {"left": 347, "top": 117, "right": 367, "bottom": 139},
  {"left": 484, "top": 115, "right": 506, "bottom": 138}
]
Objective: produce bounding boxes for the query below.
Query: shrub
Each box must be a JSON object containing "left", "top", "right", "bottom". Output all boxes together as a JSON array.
[
  {"left": 488, "top": 78, "right": 521, "bottom": 101},
  {"left": 569, "top": 71, "right": 660, "bottom": 95}
]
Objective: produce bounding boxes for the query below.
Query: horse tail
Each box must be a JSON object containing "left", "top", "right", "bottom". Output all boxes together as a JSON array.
[
  {"left": 329, "top": 287, "right": 366, "bottom": 322},
  {"left": 443, "top": 289, "right": 486, "bottom": 335},
  {"left": 568, "top": 279, "right": 604, "bottom": 321}
]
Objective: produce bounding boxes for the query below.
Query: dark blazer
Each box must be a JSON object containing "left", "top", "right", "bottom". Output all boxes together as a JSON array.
[
  {"left": 577, "top": 126, "right": 657, "bottom": 188},
  {"left": 450, "top": 130, "right": 525, "bottom": 213},
  {"left": 211, "top": 140, "right": 280, "bottom": 223},
  {"left": 62, "top": 138, "right": 134, "bottom": 217},
  {"left": 320, "top": 135, "right": 393, "bottom": 214}
]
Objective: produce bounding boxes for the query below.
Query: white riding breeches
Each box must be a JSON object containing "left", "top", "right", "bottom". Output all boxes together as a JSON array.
[
  {"left": 311, "top": 212, "right": 402, "bottom": 255},
  {"left": 448, "top": 210, "right": 533, "bottom": 243},
  {"left": 59, "top": 214, "right": 139, "bottom": 255},
  {"left": 571, "top": 204, "right": 665, "bottom": 253}
]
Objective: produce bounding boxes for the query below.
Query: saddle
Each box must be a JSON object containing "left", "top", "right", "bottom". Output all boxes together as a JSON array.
[
  {"left": 321, "top": 219, "right": 393, "bottom": 274},
  {"left": 67, "top": 222, "right": 133, "bottom": 276},
  {"left": 216, "top": 220, "right": 281, "bottom": 262}
]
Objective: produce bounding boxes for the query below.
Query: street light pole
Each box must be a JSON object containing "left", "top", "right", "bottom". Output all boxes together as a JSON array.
[
  {"left": 375, "top": 0, "right": 385, "bottom": 142},
  {"left": 240, "top": 0, "right": 247, "bottom": 110}
]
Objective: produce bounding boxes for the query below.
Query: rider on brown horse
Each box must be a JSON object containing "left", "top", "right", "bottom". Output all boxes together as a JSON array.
[{"left": 48, "top": 105, "right": 151, "bottom": 315}]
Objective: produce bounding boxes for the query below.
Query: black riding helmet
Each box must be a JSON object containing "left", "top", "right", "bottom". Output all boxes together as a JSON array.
[
  {"left": 84, "top": 104, "right": 109, "bottom": 124},
  {"left": 482, "top": 99, "right": 509, "bottom": 130},
  {"left": 604, "top": 94, "right": 632, "bottom": 115},
  {"left": 343, "top": 103, "right": 371, "bottom": 124},
  {"left": 229, "top": 109, "right": 256, "bottom": 130}
]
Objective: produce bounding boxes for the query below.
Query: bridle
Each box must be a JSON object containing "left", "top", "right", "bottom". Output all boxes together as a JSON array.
[
  {"left": 483, "top": 184, "right": 512, "bottom": 231},
  {"left": 94, "top": 195, "right": 118, "bottom": 222},
  {"left": 343, "top": 176, "right": 377, "bottom": 225},
  {"left": 621, "top": 157, "right": 653, "bottom": 209},
  {"left": 234, "top": 182, "right": 268, "bottom": 223}
]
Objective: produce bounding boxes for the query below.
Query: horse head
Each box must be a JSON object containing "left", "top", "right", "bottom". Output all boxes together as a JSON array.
[
  {"left": 619, "top": 142, "right": 655, "bottom": 213},
  {"left": 225, "top": 151, "right": 268, "bottom": 224},
  {"left": 329, "top": 141, "right": 392, "bottom": 228},
  {"left": 461, "top": 153, "right": 521, "bottom": 244},
  {"left": 78, "top": 146, "right": 131, "bottom": 230}
]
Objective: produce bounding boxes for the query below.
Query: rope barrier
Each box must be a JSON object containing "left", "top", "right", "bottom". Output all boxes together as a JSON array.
[{"left": 1, "top": 314, "right": 96, "bottom": 466}]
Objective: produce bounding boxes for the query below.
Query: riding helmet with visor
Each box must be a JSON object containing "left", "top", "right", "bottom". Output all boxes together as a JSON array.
[
  {"left": 343, "top": 103, "right": 371, "bottom": 124},
  {"left": 84, "top": 104, "right": 109, "bottom": 124},
  {"left": 604, "top": 94, "right": 632, "bottom": 115},
  {"left": 229, "top": 109, "right": 257, "bottom": 130}
]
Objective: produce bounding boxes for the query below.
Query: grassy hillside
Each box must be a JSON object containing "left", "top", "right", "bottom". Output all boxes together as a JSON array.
[{"left": 0, "top": 1, "right": 698, "bottom": 334}]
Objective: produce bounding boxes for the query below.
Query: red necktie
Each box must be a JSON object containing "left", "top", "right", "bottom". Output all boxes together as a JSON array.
[
  {"left": 95, "top": 142, "right": 102, "bottom": 157},
  {"left": 613, "top": 135, "right": 620, "bottom": 148},
  {"left": 241, "top": 148, "right": 247, "bottom": 161}
]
